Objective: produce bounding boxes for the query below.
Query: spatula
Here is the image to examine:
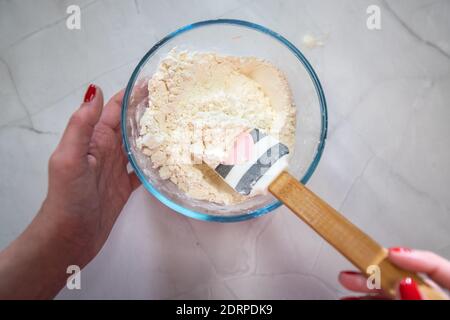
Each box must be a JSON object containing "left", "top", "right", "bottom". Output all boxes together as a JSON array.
[{"left": 210, "top": 128, "right": 447, "bottom": 300}]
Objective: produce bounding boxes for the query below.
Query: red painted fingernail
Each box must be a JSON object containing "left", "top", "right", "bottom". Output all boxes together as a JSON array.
[
  {"left": 399, "top": 277, "right": 422, "bottom": 300},
  {"left": 341, "top": 271, "right": 361, "bottom": 276},
  {"left": 389, "top": 247, "right": 411, "bottom": 253},
  {"left": 83, "top": 84, "right": 96, "bottom": 103}
]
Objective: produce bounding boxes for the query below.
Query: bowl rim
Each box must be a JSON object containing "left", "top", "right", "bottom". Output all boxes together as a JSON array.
[{"left": 121, "top": 19, "right": 328, "bottom": 223}]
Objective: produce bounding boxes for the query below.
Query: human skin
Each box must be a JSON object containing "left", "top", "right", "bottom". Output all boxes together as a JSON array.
[
  {"left": 0, "top": 85, "right": 140, "bottom": 299},
  {"left": 0, "top": 85, "right": 449, "bottom": 300},
  {"left": 339, "top": 247, "right": 450, "bottom": 300}
]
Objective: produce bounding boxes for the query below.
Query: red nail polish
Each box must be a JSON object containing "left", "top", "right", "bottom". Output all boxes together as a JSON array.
[
  {"left": 83, "top": 84, "right": 96, "bottom": 103},
  {"left": 341, "top": 271, "right": 361, "bottom": 276},
  {"left": 389, "top": 247, "right": 411, "bottom": 253},
  {"left": 399, "top": 277, "right": 422, "bottom": 300}
]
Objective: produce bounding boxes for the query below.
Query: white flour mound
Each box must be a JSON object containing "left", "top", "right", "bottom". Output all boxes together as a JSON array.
[{"left": 137, "top": 49, "right": 296, "bottom": 205}]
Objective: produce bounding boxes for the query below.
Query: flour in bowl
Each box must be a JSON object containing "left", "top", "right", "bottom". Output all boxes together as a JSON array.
[{"left": 137, "top": 49, "right": 296, "bottom": 204}]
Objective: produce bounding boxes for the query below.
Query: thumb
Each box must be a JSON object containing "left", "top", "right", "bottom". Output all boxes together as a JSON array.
[
  {"left": 389, "top": 247, "right": 450, "bottom": 290},
  {"left": 57, "top": 84, "right": 104, "bottom": 160}
]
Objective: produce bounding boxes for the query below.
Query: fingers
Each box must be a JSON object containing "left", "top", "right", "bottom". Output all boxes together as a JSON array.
[
  {"left": 338, "top": 271, "right": 383, "bottom": 294},
  {"left": 128, "top": 171, "right": 141, "bottom": 191},
  {"left": 132, "top": 78, "right": 151, "bottom": 103},
  {"left": 338, "top": 248, "right": 450, "bottom": 300},
  {"left": 99, "top": 89, "right": 125, "bottom": 130},
  {"left": 57, "top": 85, "right": 104, "bottom": 160},
  {"left": 398, "top": 277, "right": 423, "bottom": 300},
  {"left": 388, "top": 247, "right": 450, "bottom": 290}
]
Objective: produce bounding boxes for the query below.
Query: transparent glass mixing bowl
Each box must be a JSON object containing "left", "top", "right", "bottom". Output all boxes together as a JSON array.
[{"left": 121, "top": 19, "right": 327, "bottom": 222}]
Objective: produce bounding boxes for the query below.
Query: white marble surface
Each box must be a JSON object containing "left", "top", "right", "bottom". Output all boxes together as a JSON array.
[{"left": 1, "top": 0, "right": 449, "bottom": 299}]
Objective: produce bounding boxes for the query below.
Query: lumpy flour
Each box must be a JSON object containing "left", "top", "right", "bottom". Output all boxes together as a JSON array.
[{"left": 137, "top": 49, "right": 296, "bottom": 204}]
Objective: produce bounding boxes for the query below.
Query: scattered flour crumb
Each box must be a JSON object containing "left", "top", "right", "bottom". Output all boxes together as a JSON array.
[{"left": 302, "top": 34, "right": 325, "bottom": 49}]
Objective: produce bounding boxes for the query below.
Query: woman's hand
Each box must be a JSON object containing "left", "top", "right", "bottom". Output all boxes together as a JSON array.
[
  {"left": 43, "top": 84, "right": 140, "bottom": 263},
  {"left": 339, "top": 247, "right": 450, "bottom": 300},
  {"left": 0, "top": 85, "right": 140, "bottom": 299}
]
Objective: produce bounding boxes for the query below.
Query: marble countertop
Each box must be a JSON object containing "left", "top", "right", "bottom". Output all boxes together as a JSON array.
[{"left": 1, "top": 0, "right": 449, "bottom": 299}]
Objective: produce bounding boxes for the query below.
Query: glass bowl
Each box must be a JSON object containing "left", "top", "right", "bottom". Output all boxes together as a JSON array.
[{"left": 121, "top": 19, "right": 327, "bottom": 222}]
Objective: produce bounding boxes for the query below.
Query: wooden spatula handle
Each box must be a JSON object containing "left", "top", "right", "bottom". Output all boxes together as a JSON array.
[{"left": 269, "top": 171, "right": 447, "bottom": 299}]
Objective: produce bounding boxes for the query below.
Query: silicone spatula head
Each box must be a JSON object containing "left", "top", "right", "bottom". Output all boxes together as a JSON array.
[{"left": 211, "top": 128, "right": 290, "bottom": 196}]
